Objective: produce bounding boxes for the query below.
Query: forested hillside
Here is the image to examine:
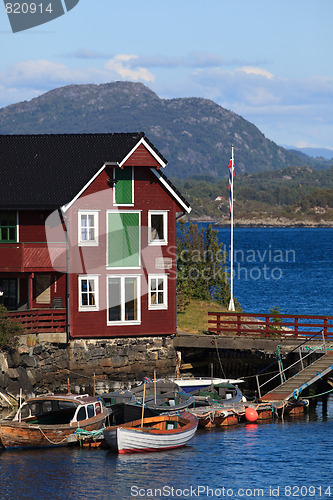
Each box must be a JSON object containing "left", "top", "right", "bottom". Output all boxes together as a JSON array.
[{"left": 173, "top": 166, "right": 333, "bottom": 223}]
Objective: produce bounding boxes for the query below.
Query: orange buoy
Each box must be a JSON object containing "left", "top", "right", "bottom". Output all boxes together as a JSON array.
[{"left": 245, "top": 407, "right": 258, "bottom": 422}]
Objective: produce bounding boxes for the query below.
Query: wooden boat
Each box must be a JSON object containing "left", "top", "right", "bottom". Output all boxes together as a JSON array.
[
  {"left": 0, "top": 393, "right": 108, "bottom": 449},
  {"left": 191, "top": 382, "right": 246, "bottom": 407},
  {"left": 189, "top": 405, "right": 239, "bottom": 428},
  {"left": 188, "top": 382, "right": 248, "bottom": 428},
  {"left": 107, "top": 401, "right": 159, "bottom": 426},
  {"left": 131, "top": 380, "right": 194, "bottom": 411},
  {"left": 98, "top": 390, "right": 136, "bottom": 409},
  {"left": 103, "top": 411, "right": 198, "bottom": 454}
]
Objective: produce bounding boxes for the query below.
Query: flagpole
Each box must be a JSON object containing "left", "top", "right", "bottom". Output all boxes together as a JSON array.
[{"left": 228, "top": 145, "right": 235, "bottom": 312}]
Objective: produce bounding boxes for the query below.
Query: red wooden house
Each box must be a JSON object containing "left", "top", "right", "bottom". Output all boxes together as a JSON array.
[{"left": 0, "top": 133, "right": 191, "bottom": 339}]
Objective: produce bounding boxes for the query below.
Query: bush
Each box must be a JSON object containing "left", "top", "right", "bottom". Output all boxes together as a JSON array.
[
  {"left": 0, "top": 305, "right": 24, "bottom": 350},
  {"left": 176, "top": 221, "right": 232, "bottom": 311}
]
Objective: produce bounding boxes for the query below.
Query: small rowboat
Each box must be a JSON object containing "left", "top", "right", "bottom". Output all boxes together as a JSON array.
[
  {"left": 0, "top": 394, "right": 108, "bottom": 449},
  {"left": 103, "top": 411, "right": 198, "bottom": 454}
]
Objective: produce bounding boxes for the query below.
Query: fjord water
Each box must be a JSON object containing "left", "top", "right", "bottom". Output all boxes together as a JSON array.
[
  {"left": 1, "top": 227, "right": 332, "bottom": 499},
  {"left": 209, "top": 225, "right": 333, "bottom": 316}
]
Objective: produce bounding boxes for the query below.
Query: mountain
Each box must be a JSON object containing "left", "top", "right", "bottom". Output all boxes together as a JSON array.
[
  {"left": 0, "top": 81, "right": 309, "bottom": 178},
  {"left": 285, "top": 146, "right": 333, "bottom": 160}
]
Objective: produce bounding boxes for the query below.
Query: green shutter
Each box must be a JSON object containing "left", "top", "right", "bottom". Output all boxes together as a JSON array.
[
  {"left": 115, "top": 167, "right": 133, "bottom": 204},
  {"left": 108, "top": 212, "right": 140, "bottom": 267}
]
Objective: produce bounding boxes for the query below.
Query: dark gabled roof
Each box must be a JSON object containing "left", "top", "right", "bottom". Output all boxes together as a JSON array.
[
  {"left": 0, "top": 133, "right": 168, "bottom": 210},
  {"left": 152, "top": 169, "right": 191, "bottom": 213}
]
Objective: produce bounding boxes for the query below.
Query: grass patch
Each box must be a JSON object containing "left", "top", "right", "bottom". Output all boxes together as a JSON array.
[{"left": 177, "top": 299, "right": 227, "bottom": 334}]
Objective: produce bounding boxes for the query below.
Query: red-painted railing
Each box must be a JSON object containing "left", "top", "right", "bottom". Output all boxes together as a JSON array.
[
  {"left": 7, "top": 309, "right": 66, "bottom": 333},
  {"left": 0, "top": 242, "right": 66, "bottom": 272},
  {"left": 208, "top": 312, "right": 333, "bottom": 339}
]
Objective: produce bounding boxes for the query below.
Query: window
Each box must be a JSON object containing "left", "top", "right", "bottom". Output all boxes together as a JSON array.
[
  {"left": 78, "top": 211, "right": 99, "bottom": 246},
  {"left": 148, "top": 275, "right": 168, "bottom": 310},
  {"left": 87, "top": 404, "right": 95, "bottom": 418},
  {"left": 79, "top": 276, "right": 99, "bottom": 311},
  {"left": 0, "top": 278, "right": 18, "bottom": 310},
  {"left": 107, "top": 275, "right": 140, "bottom": 325},
  {"left": 107, "top": 211, "right": 140, "bottom": 268},
  {"left": 76, "top": 407, "right": 86, "bottom": 422},
  {"left": 0, "top": 211, "right": 17, "bottom": 242},
  {"left": 114, "top": 166, "right": 133, "bottom": 205},
  {"left": 148, "top": 211, "right": 168, "bottom": 245}
]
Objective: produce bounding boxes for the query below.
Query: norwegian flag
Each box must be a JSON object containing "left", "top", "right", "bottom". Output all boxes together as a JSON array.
[{"left": 228, "top": 156, "right": 235, "bottom": 217}]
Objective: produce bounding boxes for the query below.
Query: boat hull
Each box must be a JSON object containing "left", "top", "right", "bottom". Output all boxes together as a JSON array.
[
  {"left": 190, "top": 408, "right": 239, "bottom": 428},
  {"left": 0, "top": 411, "right": 107, "bottom": 449},
  {"left": 104, "top": 411, "right": 198, "bottom": 454}
]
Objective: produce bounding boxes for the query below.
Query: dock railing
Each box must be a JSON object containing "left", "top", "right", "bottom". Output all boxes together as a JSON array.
[
  {"left": 255, "top": 329, "right": 327, "bottom": 400},
  {"left": 208, "top": 312, "right": 333, "bottom": 339}
]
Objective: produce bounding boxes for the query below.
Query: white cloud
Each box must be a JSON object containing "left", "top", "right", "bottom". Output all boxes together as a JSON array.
[
  {"left": 0, "top": 56, "right": 155, "bottom": 105},
  {"left": 237, "top": 66, "right": 274, "bottom": 79},
  {"left": 104, "top": 55, "right": 154, "bottom": 82}
]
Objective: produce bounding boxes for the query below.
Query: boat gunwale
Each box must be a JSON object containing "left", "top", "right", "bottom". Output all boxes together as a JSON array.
[{"left": 105, "top": 411, "right": 198, "bottom": 436}]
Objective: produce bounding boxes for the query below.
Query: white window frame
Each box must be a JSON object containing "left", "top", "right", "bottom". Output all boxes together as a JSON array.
[
  {"left": 78, "top": 275, "right": 99, "bottom": 311},
  {"left": 78, "top": 210, "right": 99, "bottom": 246},
  {"left": 107, "top": 275, "right": 141, "bottom": 326},
  {"left": 148, "top": 274, "right": 168, "bottom": 310},
  {"left": 113, "top": 166, "right": 134, "bottom": 207},
  {"left": 148, "top": 210, "right": 168, "bottom": 246},
  {"left": 106, "top": 210, "right": 141, "bottom": 270}
]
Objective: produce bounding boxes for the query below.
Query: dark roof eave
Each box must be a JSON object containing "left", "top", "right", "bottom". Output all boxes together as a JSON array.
[{"left": 0, "top": 205, "right": 62, "bottom": 211}]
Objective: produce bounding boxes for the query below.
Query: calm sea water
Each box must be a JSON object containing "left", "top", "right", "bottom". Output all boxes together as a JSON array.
[
  {"left": 1, "top": 228, "right": 332, "bottom": 499},
  {"left": 201, "top": 225, "right": 333, "bottom": 316}
]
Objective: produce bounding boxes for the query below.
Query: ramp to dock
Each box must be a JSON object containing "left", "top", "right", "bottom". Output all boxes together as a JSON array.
[{"left": 261, "top": 351, "right": 333, "bottom": 401}]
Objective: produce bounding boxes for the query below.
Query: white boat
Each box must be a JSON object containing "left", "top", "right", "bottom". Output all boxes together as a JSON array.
[
  {"left": 170, "top": 377, "right": 244, "bottom": 393},
  {"left": 103, "top": 411, "right": 198, "bottom": 454}
]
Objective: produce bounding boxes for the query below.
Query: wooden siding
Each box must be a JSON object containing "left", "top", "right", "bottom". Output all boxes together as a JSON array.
[
  {"left": 19, "top": 211, "right": 52, "bottom": 242},
  {"left": 123, "top": 144, "right": 161, "bottom": 167}
]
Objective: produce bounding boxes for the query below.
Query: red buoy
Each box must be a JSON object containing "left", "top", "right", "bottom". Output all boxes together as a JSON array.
[{"left": 245, "top": 407, "right": 258, "bottom": 422}]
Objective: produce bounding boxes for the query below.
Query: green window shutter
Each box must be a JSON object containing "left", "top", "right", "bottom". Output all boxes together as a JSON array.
[
  {"left": 115, "top": 167, "right": 133, "bottom": 204},
  {"left": 108, "top": 212, "right": 140, "bottom": 267}
]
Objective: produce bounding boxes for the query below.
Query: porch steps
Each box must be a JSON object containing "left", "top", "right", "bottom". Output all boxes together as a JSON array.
[{"left": 261, "top": 351, "right": 333, "bottom": 401}]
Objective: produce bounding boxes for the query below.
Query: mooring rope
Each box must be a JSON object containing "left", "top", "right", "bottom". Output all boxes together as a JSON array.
[
  {"left": 37, "top": 427, "right": 69, "bottom": 445},
  {"left": 213, "top": 336, "right": 227, "bottom": 378},
  {"left": 303, "top": 387, "right": 333, "bottom": 399}
]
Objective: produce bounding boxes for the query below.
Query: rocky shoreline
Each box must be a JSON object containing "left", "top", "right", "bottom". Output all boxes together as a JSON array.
[
  {"left": 190, "top": 216, "right": 333, "bottom": 228},
  {"left": 0, "top": 337, "right": 177, "bottom": 403}
]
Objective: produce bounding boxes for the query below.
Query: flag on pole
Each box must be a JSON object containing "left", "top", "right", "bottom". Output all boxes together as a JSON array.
[{"left": 228, "top": 157, "right": 235, "bottom": 217}]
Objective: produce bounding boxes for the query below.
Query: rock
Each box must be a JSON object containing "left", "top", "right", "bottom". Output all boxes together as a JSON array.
[
  {"left": 7, "top": 368, "right": 19, "bottom": 380},
  {"left": 6, "top": 349, "right": 21, "bottom": 368},
  {"left": 0, "top": 352, "right": 8, "bottom": 372},
  {"left": 20, "top": 353, "right": 37, "bottom": 368}
]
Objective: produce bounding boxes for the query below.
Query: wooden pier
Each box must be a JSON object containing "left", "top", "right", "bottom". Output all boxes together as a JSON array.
[{"left": 173, "top": 312, "right": 333, "bottom": 400}]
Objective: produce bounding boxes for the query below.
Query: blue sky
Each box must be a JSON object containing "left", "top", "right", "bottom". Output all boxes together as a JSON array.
[{"left": 0, "top": 0, "right": 332, "bottom": 149}]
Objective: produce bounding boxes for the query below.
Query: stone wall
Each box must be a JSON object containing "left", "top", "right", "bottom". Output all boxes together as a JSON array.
[{"left": 0, "top": 336, "right": 177, "bottom": 403}]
